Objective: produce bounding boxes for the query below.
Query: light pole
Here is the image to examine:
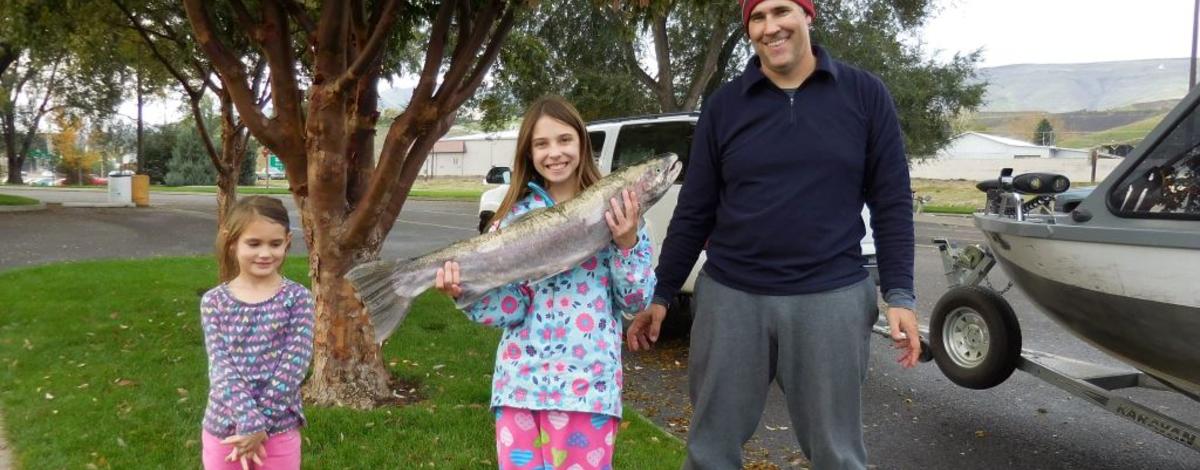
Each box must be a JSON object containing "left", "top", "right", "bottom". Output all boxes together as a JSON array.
[{"left": 1192, "top": 0, "right": 1199, "bottom": 89}]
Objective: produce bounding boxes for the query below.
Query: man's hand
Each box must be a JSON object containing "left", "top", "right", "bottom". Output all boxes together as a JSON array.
[
  {"left": 626, "top": 304, "right": 667, "bottom": 351},
  {"left": 885, "top": 306, "right": 921, "bottom": 368}
]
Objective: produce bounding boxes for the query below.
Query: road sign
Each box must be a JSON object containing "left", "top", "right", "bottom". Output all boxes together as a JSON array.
[{"left": 268, "top": 155, "right": 284, "bottom": 172}]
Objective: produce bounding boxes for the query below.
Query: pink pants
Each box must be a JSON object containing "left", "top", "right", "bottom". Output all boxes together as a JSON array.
[
  {"left": 494, "top": 407, "right": 618, "bottom": 470},
  {"left": 201, "top": 429, "right": 301, "bottom": 470}
]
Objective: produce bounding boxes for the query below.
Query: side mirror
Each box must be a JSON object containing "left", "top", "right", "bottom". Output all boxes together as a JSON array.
[{"left": 485, "top": 166, "right": 511, "bottom": 184}]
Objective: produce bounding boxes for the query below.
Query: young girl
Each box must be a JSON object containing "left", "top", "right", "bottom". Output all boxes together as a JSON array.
[
  {"left": 436, "top": 96, "right": 655, "bottom": 470},
  {"left": 200, "top": 196, "right": 314, "bottom": 470}
]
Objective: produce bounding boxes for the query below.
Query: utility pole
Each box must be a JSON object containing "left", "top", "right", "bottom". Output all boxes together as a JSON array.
[
  {"left": 1192, "top": 0, "right": 1199, "bottom": 89},
  {"left": 136, "top": 45, "right": 145, "bottom": 174}
]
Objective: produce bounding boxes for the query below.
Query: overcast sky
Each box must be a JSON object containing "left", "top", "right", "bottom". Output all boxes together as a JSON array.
[
  {"left": 125, "top": 1, "right": 1198, "bottom": 124},
  {"left": 920, "top": 0, "right": 1195, "bottom": 67}
]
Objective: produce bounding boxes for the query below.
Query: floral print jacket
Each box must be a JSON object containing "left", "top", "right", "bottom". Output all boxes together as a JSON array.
[{"left": 463, "top": 192, "right": 655, "bottom": 418}]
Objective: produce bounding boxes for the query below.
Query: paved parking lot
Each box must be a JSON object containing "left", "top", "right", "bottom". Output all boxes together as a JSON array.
[{"left": 2, "top": 188, "right": 1198, "bottom": 469}]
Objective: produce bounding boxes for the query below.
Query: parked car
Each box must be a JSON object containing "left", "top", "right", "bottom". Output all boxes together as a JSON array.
[
  {"left": 477, "top": 113, "right": 879, "bottom": 329},
  {"left": 257, "top": 168, "right": 285, "bottom": 180},
  {"left": 26, "top": 176, "right": 63, "bottom": 187}
]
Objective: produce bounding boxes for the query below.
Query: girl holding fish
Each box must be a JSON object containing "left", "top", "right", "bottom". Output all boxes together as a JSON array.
[{"left": 435, "top": 96, "right": 656, "bottom": 469}]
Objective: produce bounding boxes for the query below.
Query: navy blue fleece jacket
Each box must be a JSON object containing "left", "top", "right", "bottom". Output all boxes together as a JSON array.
[{"left": 652, "top": 46, "right": 915, "bottom": 308}]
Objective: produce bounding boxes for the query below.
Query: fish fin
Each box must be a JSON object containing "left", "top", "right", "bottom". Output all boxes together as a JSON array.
[{"left": 345, "top": 259, "right": 424, "bottom": 344}]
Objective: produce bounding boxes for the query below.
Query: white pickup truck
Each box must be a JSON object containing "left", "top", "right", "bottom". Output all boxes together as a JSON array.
[{"left": 478, "top": 113, "right": 877, "bottom": 326}]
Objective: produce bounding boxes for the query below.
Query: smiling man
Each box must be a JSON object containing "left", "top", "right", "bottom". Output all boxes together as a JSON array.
[{"left": 625, "top": 1, "right": 920, "bottom": 468}]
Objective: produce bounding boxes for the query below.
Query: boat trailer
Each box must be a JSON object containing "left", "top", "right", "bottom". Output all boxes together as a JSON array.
[{"left": 871, "top": 238, "right": 1200, "bottom": 453}]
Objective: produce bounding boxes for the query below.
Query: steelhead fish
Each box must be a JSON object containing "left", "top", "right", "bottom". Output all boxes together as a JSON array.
[{"left": 347, "top": 153, "right": 682, "bottom": 343}]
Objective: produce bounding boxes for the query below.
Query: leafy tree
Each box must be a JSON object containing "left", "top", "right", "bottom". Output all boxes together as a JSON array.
[
  {"left": 475, "top": 0, "right": 738, "bottom": 126},
  {"left": 1033, "top": 117, "right": 1055, "bottom": 146},
  {"left": 476, "top": 0, "right": 985, "bottom": 159},
  {"left": 51, "top": 113, "right": 101, "bottom": 185},
  {"left": 112, "top": 0, "right": 266, "bottom": 261},
  {"left": 1, "top": 0, "right": 127, "bottom": 183},
  {"left": 140, "top": 122, "right": 177, "bottom": 184},
  {"left": 183, "top": 0, "right": 522, "bottom": 406},
  {"left": 164, "top": 118, "right": 218, "bottom": 186}
]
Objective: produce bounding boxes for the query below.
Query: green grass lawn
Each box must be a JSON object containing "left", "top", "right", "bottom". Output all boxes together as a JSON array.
[
  {"left": 911, "top": 178, "right": 982, "bottom": 214},
  {"left": 0, "top": 257, "right": 684, "bottom": 469},
  {"left": 0, "top": 194, "right": 39, "bottom": 206},
  {"left": 1057, "top": 112, "right": 1167, "bottom": 149}
]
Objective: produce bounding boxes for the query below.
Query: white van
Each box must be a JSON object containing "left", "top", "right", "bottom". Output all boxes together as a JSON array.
[{"left": 478, "top": 113, "right": 878, "bottom": 322}]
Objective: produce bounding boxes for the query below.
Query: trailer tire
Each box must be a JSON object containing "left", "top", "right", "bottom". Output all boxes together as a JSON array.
[{"left": 930, "top": 286, "right": 1022, "bottom": 390}]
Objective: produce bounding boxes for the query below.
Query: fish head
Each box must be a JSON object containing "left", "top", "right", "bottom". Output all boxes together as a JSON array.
[{"left": 625, "top": 153, "right": 682, "bottom": 211}]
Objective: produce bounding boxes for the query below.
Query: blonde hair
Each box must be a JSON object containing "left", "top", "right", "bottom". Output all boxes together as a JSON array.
[
  {"left": 215, "top": 196, "right": 291, "bottom": 282},
  {"left": 489, "top": 96, "right": 602, "bottom": 228}
]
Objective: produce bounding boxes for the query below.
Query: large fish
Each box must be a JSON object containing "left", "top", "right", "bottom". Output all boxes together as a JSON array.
[{"left": 347, "top": 153, "right": 683, "bottom": 343}]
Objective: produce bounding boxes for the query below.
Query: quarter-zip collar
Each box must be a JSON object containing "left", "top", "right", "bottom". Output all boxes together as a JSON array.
[{"left": 740, "top": 44, "right": 839, "bottom": 96}]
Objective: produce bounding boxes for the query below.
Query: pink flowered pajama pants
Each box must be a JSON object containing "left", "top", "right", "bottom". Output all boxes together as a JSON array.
[{"left": 494, "top": 406, "right": 618, "bottom": 470}]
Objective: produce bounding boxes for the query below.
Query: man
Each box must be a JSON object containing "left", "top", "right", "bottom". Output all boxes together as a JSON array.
[{"left": 625, "top": 1, "right": 920, "bottom": 469}]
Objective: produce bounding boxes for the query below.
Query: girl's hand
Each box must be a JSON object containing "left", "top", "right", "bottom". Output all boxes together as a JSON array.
[
  {"left": 606, "top": 189, "right": 640, "bottom": 250},
  {"left": 435, "top": 261, "right": 463, "bottom": 299},
  {"left": 221, "top": 432, "right": 267, "bottom": 469}
]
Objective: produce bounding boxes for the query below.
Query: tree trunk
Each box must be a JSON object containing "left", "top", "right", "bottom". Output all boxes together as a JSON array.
[
  {"left": 300, "top": 241, "right": 391, "bottom": 408},
  {"left": 136, "top": 64, "right": 144, "bottom": 174},
  {"left": 214, "top": 92, "right": 247, "bottom": 281},
  {"left": 2, "top": 112, "right": 23, "bottom": 185},
  {"left": 296, "top": 74, "right": 392, "bottom": 408}
]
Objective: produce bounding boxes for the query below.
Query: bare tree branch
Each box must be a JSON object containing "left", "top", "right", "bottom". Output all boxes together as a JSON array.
[
  {"left": 111, "top": 0, "right": 204, "bottom": 99},
  {"left": 682, "top": 20, "right": 730, "bottom": 110},
  {"left": 451, "top": 4, "right": 516, "bottom": 110},
  {"left": 333, "top": 0, "right": 398, "bottom": 94},
  {"left": 435, "top": 1, "right": 500, "bottom": 105},
  {"left": 649, "top": 10, "right": 676, "bottom": 111},
  {"left": 183, "top": 0, "right": 292, "bottom": 160}
]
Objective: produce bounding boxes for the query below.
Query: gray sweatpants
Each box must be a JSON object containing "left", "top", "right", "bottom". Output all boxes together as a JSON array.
[{"left": 683, "top": 272, "right": 878, "bottom": 470}]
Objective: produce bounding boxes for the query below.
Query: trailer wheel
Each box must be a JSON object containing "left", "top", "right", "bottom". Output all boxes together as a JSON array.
[{"left": 930, "top": 286, "right": 1022, "bottom": 389}]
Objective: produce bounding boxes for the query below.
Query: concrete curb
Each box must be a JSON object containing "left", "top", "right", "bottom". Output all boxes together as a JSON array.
[
  {"left": 61, "top": 202, "right": 136, "bottom": 208},
  {"left": 0, "top": 202, "right": 46, "bottom": 212}
]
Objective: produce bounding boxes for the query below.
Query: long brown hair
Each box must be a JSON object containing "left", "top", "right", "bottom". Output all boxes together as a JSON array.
[
  {"left": 215, "top": 196, "right": 291, "bottom": 282},
  {"left": 488, "top": 96, "right": 602, "bottom": 229}
]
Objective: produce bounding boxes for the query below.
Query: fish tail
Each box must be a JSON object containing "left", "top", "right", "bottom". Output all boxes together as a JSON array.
[{"left": 345, "top": 259, "right": 426, "bottom": 344}]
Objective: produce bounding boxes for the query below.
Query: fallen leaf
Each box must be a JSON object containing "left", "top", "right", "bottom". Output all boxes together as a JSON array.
[
  {"left": 116, "top": 437, "right": 127, "bottom": 447},
  {"left": 44, "top": 393, "right": 54, "bottom": 400},
  {"left": 975, "top": 430, "right": 987, "bottom": 438},
  {"left": 115, "top": 379, "right": 136, "bottom": 387}
]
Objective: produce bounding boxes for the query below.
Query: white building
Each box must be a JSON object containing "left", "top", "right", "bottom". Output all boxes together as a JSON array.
[
  {"left": 912, "top": 132, "right": 1121, "bottom": 183},
  {"left": 420, "top": 130, "right": 518, "bottom": 178}
]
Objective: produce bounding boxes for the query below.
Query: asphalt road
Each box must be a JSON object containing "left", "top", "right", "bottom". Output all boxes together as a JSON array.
[{"left": 1, "top": 187, "right": 1197, "bottom": 469}]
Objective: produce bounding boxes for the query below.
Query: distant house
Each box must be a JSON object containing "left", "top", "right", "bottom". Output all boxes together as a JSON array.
[
  {"left": 913, "top": 132, "right": 1120, "bottom": 183},
  {"left": 422, "top": 130, "right": 518, "bottom": 178}
]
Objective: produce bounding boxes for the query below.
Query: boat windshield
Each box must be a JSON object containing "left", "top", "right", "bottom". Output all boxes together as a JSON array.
[{"left": 1109, "top": 102, "right": 1200, "bottom": 219}]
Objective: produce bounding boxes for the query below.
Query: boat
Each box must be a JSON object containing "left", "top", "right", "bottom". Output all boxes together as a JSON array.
[{"left": 894, "top": 84, "right": 1200, "bottom": 453}]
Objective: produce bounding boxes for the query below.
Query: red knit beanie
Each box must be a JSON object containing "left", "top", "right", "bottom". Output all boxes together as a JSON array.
[{"left": 740, "top": 0, "right": 815, "bottom": 28}]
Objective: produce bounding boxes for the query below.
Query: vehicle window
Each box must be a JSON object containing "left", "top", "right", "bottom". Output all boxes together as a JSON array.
[
  {"left": 588, "top": 131, "right": 606, "bottom": 162},
  {"left": 612, "top": 122, "right": 693, "bottom": 183},
  {"left": 1108, "top": 103, "right": 1200, "bottom": 219}
]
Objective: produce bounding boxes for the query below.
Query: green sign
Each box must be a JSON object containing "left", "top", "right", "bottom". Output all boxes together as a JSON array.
[{"left": 268, "top": 155, "right": 284, "bottom": 172}]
